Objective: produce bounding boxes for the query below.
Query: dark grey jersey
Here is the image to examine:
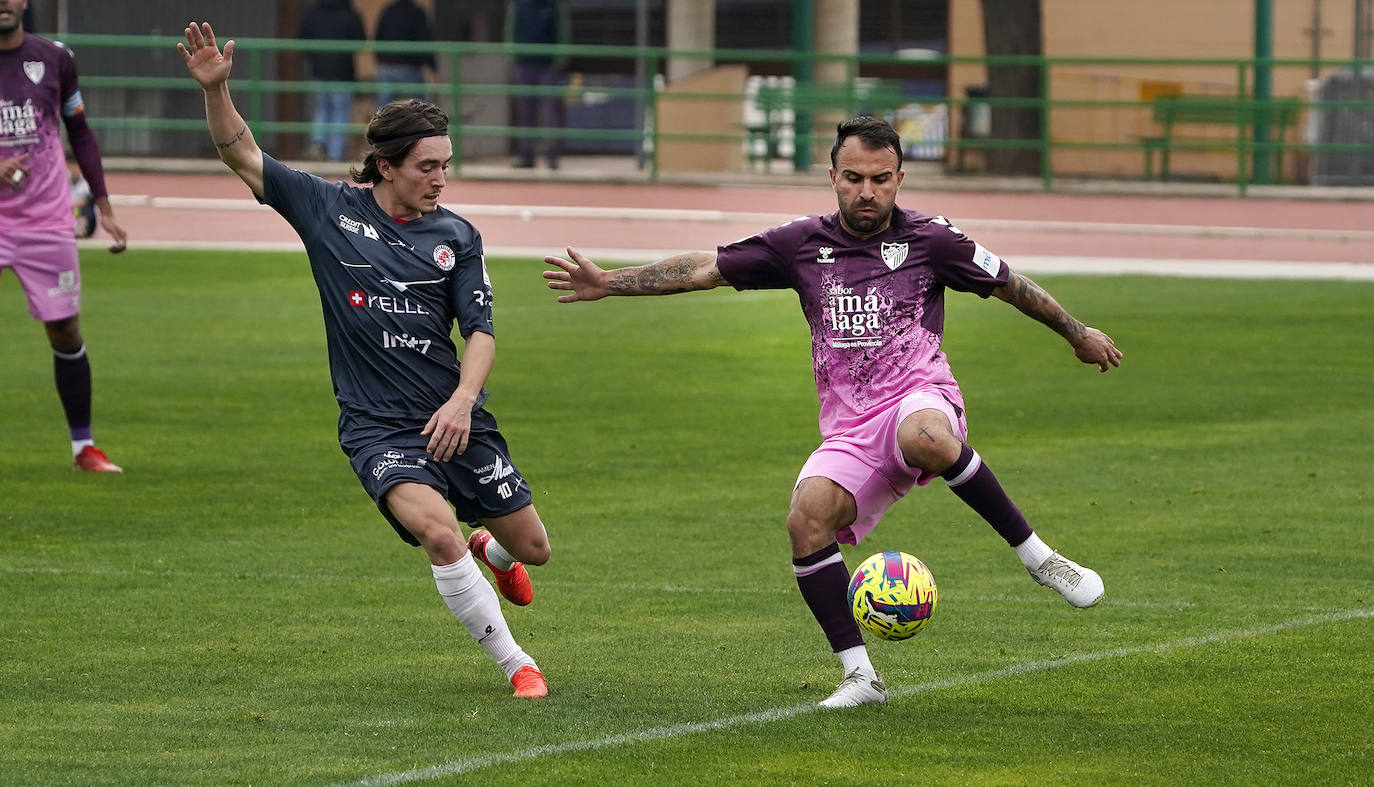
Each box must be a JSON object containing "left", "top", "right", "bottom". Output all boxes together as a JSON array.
[{"left": 259, "top": 155, "right": 493, "bottom": 419}]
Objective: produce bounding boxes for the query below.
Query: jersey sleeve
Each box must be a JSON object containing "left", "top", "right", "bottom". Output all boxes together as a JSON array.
[
  {"left": 715, "top": 218, "right": 805, "bottom": 290},
  {"left": 55, "top": 44, "right": 83, "bottom": 117},
  {"left": 926, "top": 216, "right": 1010, "bottom": 298},
  {"left": 259, "top": 154, "right": 334, "bottom": 240},
  {"left": 448, "top": 232, "right": 495, "bottom": 338}
]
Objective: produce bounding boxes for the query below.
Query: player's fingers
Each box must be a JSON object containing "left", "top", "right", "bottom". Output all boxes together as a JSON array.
[
  {"left": 566, "top": 247, "right": 594, "bottom": 266},
  {"left": 223, "top": 40, "right": 235, "bottom": 60},
  {"left": 202, "top": 23, "right": 217, "bottom": 50},
  {"left": 187, "top": 22, "right": 203, "bottom": 48},
  {"left": 543, "top": 255, "right": 574, "bottom": 272},
  {"left": 557, "top": 293, "right": 580, "bottom": 303}
]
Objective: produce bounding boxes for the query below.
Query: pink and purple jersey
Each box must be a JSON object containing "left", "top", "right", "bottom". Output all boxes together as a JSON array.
[
  {"left": 0, "top": 35, "right": 83, "bottom": 233},
  {"left": 716, "top": 207, "right": 1009, "bottom": 438}
]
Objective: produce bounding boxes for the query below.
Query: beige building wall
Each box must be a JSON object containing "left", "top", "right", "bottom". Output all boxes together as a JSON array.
[{"left": 949, "top": 0, "right": 1359, "bottom": 181}]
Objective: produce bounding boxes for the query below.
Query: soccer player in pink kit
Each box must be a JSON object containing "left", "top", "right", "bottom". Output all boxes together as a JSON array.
[
  {"left": 0, "top": 0, "right": 128, "bottom": 471},
  {"left": 545, "top": 116, "right": 1123, "bottom": 708}
]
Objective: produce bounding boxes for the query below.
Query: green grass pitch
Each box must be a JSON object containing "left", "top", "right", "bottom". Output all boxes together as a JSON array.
[{"left": 1, "top": 249, "right": 1371, "bottom": 785}]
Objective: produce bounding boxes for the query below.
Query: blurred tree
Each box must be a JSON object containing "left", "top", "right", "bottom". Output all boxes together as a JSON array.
[{"left": 980, "top": 0, "right": 1042, "bottom": 175}]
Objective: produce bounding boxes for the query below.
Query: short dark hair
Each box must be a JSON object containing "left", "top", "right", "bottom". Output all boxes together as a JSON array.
[
  {"left": 350, "top": 99, "right": 450, "bottom": 185},
  {"left": 830, "top": 116, "right": 903, "bottom": 171}
]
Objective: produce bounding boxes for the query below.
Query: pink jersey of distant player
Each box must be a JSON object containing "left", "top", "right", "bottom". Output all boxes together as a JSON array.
[
  {"left": 715, "top": 207, "right": 1010, "bottom": 438},
  {"left": 0, "top": 34, "right": 82, "bottom": 232}
]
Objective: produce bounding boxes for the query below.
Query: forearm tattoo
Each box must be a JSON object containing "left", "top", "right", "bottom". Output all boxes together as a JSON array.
[
  {"left": 608, "top": 252, "right": 721, "bottom": 295},
  {"left": 1002, "top": 272, "right": 1085, "bottom": 344},
  {"left": 215, "top": 125, "right": 248, "bottom": 150}
]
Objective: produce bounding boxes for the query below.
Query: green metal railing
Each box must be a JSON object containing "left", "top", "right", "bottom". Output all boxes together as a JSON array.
[{"left": 58, "top": 33, "right": 1374, "bottom": 193}]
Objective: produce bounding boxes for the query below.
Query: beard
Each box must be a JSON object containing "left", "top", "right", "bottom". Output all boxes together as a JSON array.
[{"left": 841, "top": 200, "right": 893, "bottom": 236}]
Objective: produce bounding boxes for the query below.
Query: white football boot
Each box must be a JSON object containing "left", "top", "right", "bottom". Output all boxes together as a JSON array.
[
  {"left": 819, "top": 669, "right": 888, "bottom": 708},
  {"left": 1029, "top": 551, "right": 1105, "bottom": 608}
]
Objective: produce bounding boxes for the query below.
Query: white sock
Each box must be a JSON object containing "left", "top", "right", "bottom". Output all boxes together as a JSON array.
[
  {"left": 432, "top": 555, "right": 536, "bottom": 679},
  {"left": 1014, "top": 532, "right": 1054, "bottom": 570},
  {"left": 71, "top": 438, "right": 94, "bottom": 457},
  {"left": 480, "top": 535, "right": 517, "bottom": 572},
  {"left": 837, "top": 645, "right": 876, "bottom": 677}
]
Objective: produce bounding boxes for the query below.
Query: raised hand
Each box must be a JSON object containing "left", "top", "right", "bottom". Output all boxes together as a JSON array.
[
  {"left": 177, "top": 21, "right": 235, "bottom": 90},
  {"left": 543, "top": 247, "right": 610, "bottom": 303}
]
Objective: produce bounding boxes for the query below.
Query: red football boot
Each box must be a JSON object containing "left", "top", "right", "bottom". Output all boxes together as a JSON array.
[
  {"left": 510, "top": 665, "right": 548, "bottom": 699},
  {"left": 73, "top": 446, "right": 123, "bottom": 473},
  {"left": 468, "top": 529, "right": 533, "bottom": 606}
]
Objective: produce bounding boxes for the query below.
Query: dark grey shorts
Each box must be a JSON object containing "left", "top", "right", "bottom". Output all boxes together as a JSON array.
[{"left": 339, "top": 407, "right": 533, "bottom": 547}]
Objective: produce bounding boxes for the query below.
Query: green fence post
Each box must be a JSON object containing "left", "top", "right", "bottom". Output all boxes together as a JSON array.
[
  {"left": 1252, "top": 0, "right": 1274, "bottom": 185},
  {"left": 449, "top": 50, "right": 464, "bottom": 177},
  {"left": 1040, "top": 55, "right": 1052, "bottom": 190},
  {"left": 1237, "top": 62, "right": 1250, "bottom": 195}
]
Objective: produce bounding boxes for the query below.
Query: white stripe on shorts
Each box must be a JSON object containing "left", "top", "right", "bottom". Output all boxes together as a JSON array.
[
  {"left": 792, "top": 550, "right": 845, "bottom": 577},
  {"left": 944, "top": 449, "right": 982, "bottom": 488}
]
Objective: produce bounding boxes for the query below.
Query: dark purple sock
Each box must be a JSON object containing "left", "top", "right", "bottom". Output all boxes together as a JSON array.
[
  {"left": 941, "top": 444, "right": 1033, "bottom": 547},
  {"left": 793, "top": 542, "right": 864, "bottom": 652},
  {"left": 53, "top": 346, "right": 92, "bottom": 438}
]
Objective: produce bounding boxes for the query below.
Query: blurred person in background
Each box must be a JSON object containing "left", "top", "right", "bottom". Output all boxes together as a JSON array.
[
  {"left": 506, "top": 0, "right": 568, "bottom": 169},
  {"left": 298, "top": 0, "right": 365, "bottom": 161},
  {"left": 374, "top": 0, "right": 436, "bottom": 108}
]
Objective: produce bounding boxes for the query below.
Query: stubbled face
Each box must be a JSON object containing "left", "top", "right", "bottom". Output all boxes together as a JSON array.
[
  {"left": 381, "top": 135, "right": 452, "bottom": 216},
  {"left": 830, "top": 137, "right": 904, "bottom": 239},
  {"left": 0, "top": 0, "right": 27, "bottom": 36}
]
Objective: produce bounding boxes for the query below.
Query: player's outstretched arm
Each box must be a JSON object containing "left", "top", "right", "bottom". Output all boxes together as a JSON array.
[
  {"left": 991, "top": 268, "right": 1123, "bottom": 373},
  {"left": 178, "top": 22, "right": 265, "bottom": 198},
  {"left": 543, "top": 247, "right": 724, "bottom": 302}
]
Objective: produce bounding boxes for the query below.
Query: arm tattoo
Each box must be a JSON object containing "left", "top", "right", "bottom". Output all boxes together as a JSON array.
[
  {"left": 918, "top": 426, "right": 936, "bottom": 443},
  {"left": 215, "top": 125, "right": 248, "bottom": 150},
  {"left": 1001, "top": 271, "right": 1085, "bottom": 344},
  {"left": 608, "top": 252, "right": 720, "bottom": 295}
]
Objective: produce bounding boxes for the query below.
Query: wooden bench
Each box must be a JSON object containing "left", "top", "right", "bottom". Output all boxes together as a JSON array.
[
  {"left": 747, "top": 80, "right": 905, "bottom": 170},
  {"left": 1142, "top": 94, "right": 1300, "bottom": 181}
]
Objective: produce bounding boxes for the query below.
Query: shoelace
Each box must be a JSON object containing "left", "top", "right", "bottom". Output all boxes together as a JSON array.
[{"left": 1037, "top": 554, "right": 1083, "bottom": 586}]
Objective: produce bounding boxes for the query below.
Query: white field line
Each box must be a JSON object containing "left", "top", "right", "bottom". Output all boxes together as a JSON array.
[
  {"left": 343, "top": 607, "right": 1374, "bottom": 787},
  {"left": 73, "top": 236, "right": 1374, "bottom": 281},
  {"left": 106, "top": 194, "right": 1374, "bottom": 243}
]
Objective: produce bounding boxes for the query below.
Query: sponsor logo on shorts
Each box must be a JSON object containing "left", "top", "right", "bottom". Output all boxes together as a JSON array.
[
  {"left": 47, "top": 270, "right": 78, "bottom": 297},
  {"left": 475, "top": 456, "right": 518, "bottom": 485},
  {"left": 371, "top": 452, "right": 428, "bottom": 479}
]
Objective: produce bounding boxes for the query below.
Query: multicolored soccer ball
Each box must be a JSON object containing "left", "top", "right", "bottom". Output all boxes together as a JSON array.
[{"left": 847, "top": 551, "right": 938, "bottom": 641}]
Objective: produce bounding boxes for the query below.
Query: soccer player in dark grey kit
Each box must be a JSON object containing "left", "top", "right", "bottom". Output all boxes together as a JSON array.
[
  {"left": 180, "top": 21, "right": 550, "bottom": 698},
  {"left": 546, "top": 116, "right": 1122, "bottom": 708}
]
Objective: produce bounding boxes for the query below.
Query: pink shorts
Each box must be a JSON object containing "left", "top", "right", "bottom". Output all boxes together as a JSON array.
[
  {"left": 0, "top": 228, "right": 81, "bottom": 322},
  {"left": 796, "top": 388, "right": 970, "bottom": 545}
]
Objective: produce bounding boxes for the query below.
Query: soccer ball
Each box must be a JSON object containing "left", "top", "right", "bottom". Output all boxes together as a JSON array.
[{"left": 847, "top": 551, "right": 938, "bottom": 641}]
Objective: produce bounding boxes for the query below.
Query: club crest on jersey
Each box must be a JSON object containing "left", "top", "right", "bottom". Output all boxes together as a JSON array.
[
  {"left": 23, "top": 61, "right": 45, "bottom": 84},
  {"left": 880, "top": 242, "right": 909, "bottom": 271},
  {"left": 432, "top": 244, "right": 456, "bottom": 271},
  {"left": 816, "top": 246, "right": 836, "bottom": 264}
]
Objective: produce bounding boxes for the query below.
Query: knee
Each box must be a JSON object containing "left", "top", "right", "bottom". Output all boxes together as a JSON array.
[
  {"left": 898, "top": 417, "right": 962, "bottom": 473},
  {"left": 516, "top": 535, "right": 550, "bottom": 567}
]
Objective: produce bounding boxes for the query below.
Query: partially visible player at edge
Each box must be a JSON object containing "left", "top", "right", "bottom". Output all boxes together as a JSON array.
[
  {"left": 179, "top": 21, "right": 551, "bottom": 698},
  {"left": 545, "top": 116, "right": 1123, "bottom": 709},
  {"left": 0, "top": 0, "right": 129, "bottom": 472}
]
